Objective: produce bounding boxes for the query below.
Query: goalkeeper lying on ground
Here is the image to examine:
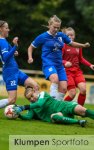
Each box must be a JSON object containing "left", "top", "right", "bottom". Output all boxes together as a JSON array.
[{"left": 14, "top": 87, "right": 94, "bottom": 127}]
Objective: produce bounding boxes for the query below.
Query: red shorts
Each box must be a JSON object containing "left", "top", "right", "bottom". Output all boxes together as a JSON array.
[{"left": 66, "top": 68, "right": 86, "bottom": 90}]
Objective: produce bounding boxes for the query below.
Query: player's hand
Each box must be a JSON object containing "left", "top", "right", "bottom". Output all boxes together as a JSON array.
[
  {"left": 13, "top": 106, "right": 23, "bottom": 115},
  {"left": 65, "top": 61, "right": 72, "bottom": 67},
  {"left": 90, "top": 65, "right": 94, "bottom": 70},
  {"left": 84, "top": 42, "right": 90, "bottom": 48},
  {"left": 28, "top": 58, "right": 33, "bottom": 64},
  {"left": 24, "top": 86, "right": 33, "bottom": 99},
  {"left": 12, "top": 37, "right": 19, "bottom": 46},
  {"left": 14, "top": 51, "right": 19, "bottom": 56}
]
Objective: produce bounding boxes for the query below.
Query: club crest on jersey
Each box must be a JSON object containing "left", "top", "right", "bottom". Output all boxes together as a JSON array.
[{"left": 58, "top": 37, "right": 62, "bottom": 42}]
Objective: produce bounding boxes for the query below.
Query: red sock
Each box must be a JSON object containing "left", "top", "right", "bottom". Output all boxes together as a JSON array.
[
  {"left": 64, "top": 95, "right": 73, "bottom": 101},
  {"left": 77, "top": 93, "right": 86, "bottom": 106}
]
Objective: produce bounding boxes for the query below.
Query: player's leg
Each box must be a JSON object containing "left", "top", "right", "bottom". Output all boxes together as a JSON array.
[
  {"left": 76, "top": 71, "right": 86, "bottom": 105},
  {"left": 24, "top": 77, "right": 39, "bottom": 90},
  {"left": 74, "top": 105, "right": 94, "bottom": 119},
  {"left": 0, "top": 71, "right": 18, "bottom": 108},
  {"left": 43, "top": 66, "right": 59, "bottom": 99},
  {"left": 77, "top": 82, "right": 86, "bottom": 105},
  {"left": 64, "top": 88, "right": 76, "bottom": 101},
  {"left": 0, "top": 71, "right": 38, "bottom": 108},
  {"left": 57, "top": 66, "right": 67, "bottom": 100},
  {"left": 51, "top": 112, "right": 86, "bottom": 127},
  {"left": 0, "top": 87, "right": 17, "bottom": 108},
  {"left": 58, "top": 81, "right": 67, "bottom": 100},
  {"left": 0, "top": 98, "right": 9, "bottom": 108},
  {"left": 18, "top": 70, "right": 39, "bottom": 91},
  {"left": 64, "top": 72, "right": 76, "bottom": 101}
]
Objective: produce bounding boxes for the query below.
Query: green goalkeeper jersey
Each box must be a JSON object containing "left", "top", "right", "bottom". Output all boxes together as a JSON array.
[{"left": 20, "top": 91, "right": 78, "bottom": 122}]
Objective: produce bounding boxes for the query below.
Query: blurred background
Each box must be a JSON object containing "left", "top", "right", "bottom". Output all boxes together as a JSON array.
[{"left": 0, "top": 0, "right": 94, "bottom": 103}]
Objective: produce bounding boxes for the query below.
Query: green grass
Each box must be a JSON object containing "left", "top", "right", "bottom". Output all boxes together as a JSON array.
[{"left": 0, "top": 96, "right": 94, "bottom": 150}]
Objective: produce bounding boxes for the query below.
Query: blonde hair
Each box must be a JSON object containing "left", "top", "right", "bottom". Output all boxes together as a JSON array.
[
  {"left": 48, "top": 15, "right": 62, "bottom": 26},
  {"left": 42, "top": 15, "right": 61, "bottom": 29},
  {"left": 0, "top": 20, "right": 6, "bottom": 27},
  {"left": 62, "top": 27, "right": 75, "bottom": 35}
]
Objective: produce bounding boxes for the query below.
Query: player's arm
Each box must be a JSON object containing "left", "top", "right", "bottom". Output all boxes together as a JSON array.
[
  {"left": 62, "top": 59, "right": 72, "bottom": 68},
  {"left": 79, "top": 48, "right": 91, "bottom": 66},
  {"left": 79, "top": 49, "right": 94, "bottom": 70},
  {"left": 80, "top": 56, "right": 91, "bottom": 67},
  {"left": 28, "top": 34, "right": 43, "bottom": 64},
  {"left": 20, "top": 99, "right": 45, "bottom": 111},
  {"left": 62, "top": 33, "right": 90, "bottom": 48},
  {"left": 2, "top": 45, "right": 17, "bottom": 62},
  {"left": 62, "top": 44, "right": 72, "bottom": 67},
  {"left": 14, "top": 51, "right": 19, "bottom": 56},
  {"left": 14, "top": 92, "right": 47, "bottom": 114},
  {"left": 62, "top": 60, "right": 67, "bottom": 66},
  {"left": 1, "top": 37, "right": 18, "bottom": 62},
  {"left": 81, "top": 57, "right": 94, "bottom": 70},
  {"left": 19, "top": 110, "right": 34, "bottom": 120},
  {"left": 70, "top": 41, "right": 90, "bottom": 48},
  {"left": 28, "top": 45, "right": 35, "bottom": 64}
]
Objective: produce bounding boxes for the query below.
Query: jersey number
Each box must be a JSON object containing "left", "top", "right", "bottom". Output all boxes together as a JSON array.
[{"left": 10, "top": 80, "right": 16, "bottom": 86}]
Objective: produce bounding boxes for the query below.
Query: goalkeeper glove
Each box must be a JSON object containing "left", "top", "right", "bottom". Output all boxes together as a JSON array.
[{"left": 13, "top": 106, "right": 25, "bottom": 115}]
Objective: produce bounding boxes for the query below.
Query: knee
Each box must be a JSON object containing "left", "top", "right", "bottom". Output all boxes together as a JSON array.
[
  {"left": 59, "top": 82, "right": 67, "bottom": 93},
  {"left": 49, "top": 74, "right": 59, "bottom": 83},
  {"left": 51, "top": 112, "right": 63, "bottom": 119},
  {"left": 60, "top": 85, "right": 67, "bottom": 93},
  {"left": 74, "top": 105, "right": 86, "bottom": 116}
]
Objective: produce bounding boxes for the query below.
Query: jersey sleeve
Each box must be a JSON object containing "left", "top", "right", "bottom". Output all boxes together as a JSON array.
[
  {"left": 30, "top": 91, "right": 47, "bottom": 109},
  {"left": 19, "top": 110, "right": 34, "bottom": 120},
  {"left": 1, "top": 41, "right": 17, "bottom": 62},
  {"left": 31, "top": 34, "right": 44, "bottom": 48},
  {"left": 62, "top": 32, "right": 72, "bottom": 45},
  {"left": 79, "top": 49, "right": 91, "bottom": 67}
]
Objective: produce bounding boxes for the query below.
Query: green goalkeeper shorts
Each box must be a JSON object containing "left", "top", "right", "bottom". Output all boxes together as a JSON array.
[{"left": 59, "top": 101, "right": 78, "bottom": 117}]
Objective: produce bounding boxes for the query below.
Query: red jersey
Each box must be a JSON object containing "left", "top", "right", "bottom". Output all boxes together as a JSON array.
[{"left": 62, "top": 44, "right": 91, "bottom": 71}]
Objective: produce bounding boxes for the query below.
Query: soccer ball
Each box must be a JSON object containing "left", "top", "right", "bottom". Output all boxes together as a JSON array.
[{"left": 4, "top": 105, "right": 18, "bottom": 119}]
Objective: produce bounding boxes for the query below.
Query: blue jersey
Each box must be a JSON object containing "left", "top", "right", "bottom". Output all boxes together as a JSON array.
[
  {"left": 0, "top": 38, "right": 18, "bottom": 71},
  {"left": 0, "top": 38, "right": 28, "bottom": 91},
  {"left": 32, "top": 31, "right": 71, "bottom": 67}
]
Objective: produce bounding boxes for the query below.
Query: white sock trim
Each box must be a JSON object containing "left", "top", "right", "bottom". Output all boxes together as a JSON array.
[
  {"left": 56, "top": 92, "right": 65, "bottom": 100},
  {"left": 50, "top": 83, "right": 58, "bottom": 98},
  {"left": 0, "top": 99, "right": 9, "bottom": 108}
]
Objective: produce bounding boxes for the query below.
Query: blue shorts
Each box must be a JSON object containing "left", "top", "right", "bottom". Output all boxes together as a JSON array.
[
  {"left": 3, "top": 69, "right": 28, "bottom": 91},
  {"left": 42, "top": 66, "right": 67, "bottom": 81}
]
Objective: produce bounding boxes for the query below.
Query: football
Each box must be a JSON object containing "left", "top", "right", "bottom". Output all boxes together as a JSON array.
[{"left": 4, "top": 105, "right": 18, "bottom": 119}]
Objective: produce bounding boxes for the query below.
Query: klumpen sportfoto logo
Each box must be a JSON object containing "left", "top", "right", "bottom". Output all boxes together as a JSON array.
[{"left": 9, "top": 135, "right": 94, "bottom": 150}]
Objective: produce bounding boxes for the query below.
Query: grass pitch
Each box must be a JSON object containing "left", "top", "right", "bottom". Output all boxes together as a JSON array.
[{"left": 0, "top": 96, "right": 94, "bottom": 150}]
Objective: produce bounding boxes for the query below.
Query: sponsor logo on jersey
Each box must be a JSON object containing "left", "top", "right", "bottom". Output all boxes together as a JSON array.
[{"left": 66, "top": 49, "right": 71, "bottom": 51}]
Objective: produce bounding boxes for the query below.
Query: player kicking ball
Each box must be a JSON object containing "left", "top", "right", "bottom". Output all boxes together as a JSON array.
[{"left": 14, "top": 87, "right": 94, "bottom": 127}]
